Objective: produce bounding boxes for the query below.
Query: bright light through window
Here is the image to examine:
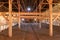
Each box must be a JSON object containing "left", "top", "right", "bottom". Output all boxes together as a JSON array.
[
  {"left": 34, "top": 18, "right": 37, "bottom": 21},
  {"left": 27, "top": 7, "right": 31, "bottom": 11},
  {"left": 22, "top": 18, "right": 24, "bottom": 21}
]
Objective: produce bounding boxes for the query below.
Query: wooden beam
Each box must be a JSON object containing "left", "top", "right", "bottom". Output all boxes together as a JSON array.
[
  {"left": 53, "top": 14, "right": 60, "bottom": 22},
  {"left": 0, "top": 2, "right": 4, "bottom": 7},
  {"left": 22, "top": 0, "right": 26, "bottom": 11},
  {"left": 8, "top": 0, "right": 12, "bottom": 37},
  {"left": 49, "top": 0, "right": 53, "bottom": 36},
  {"left": 34, "top": 0, "right": 44, "bottom": 12},
  {"left": 20, "top": 16, "right": 49, "bottom": 20},
  {"left": 0, "top": 12, "right": 60, "bottom": 16},
  {"left": 12, "top": 3, "right": 17, "bottom": 9}
]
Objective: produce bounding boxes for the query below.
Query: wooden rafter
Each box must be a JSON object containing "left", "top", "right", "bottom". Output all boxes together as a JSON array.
[
  {"left": 33, "top": 0, "right": 38, "bottom": 12},
  {"left": 12, "top": 3, "right": 17, "bottom": 9},
  {"left": 34, "top": 0, "right": 44, "bottom": 12},
  {"left": 20, "top": 4, "right": 24, "bottom": 11},
  {"left": 22, "top": 0, "right": 26, "bottom": 11},
  {"left": 0, "top": 2, "right": 4, "bottom": 7}
]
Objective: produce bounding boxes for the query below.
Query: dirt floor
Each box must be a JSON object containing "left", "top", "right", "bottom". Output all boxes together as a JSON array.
[{"left": 0, "top": 23, "right": 60, "bottom": 40}]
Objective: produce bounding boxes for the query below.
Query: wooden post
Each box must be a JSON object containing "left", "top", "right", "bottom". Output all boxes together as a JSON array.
[
  {"left": 39, "top": 21, "right": 41, "bottom": 29},
  {"left": 17, "top": 0, "right": 20, "bottom": 29},
  {"left": 39, "top": 2, "right": 42, "bottom": 29},
  {"left": 49, "top": 0, "right": 53, "bottom": 36},
  {"left": 8, "top": 0, "right": 12, "bottom": 37}
]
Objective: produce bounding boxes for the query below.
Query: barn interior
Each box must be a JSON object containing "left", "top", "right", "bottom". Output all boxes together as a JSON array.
[{"left": 0, "top": 0, "right": 60, "bottom": 40}]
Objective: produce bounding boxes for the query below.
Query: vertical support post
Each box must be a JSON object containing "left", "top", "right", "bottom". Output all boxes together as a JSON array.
[
  {"left": 49, "top": 0, "right": 53, "bottom": 36},
  {"left": 39, "top": 21, "right": 41, "bottom": 29},
  {"left": 39, "top": 2, "right": 42, "bottom": 29},
  {"left": 8, "top": 0, "right": 12, "bottom": 37},
  {"left": 17, "top": 0, "right": 20, "bottom": 29},
  {"left": 0, "top": 24, "right": 1, "bottom": 32}
]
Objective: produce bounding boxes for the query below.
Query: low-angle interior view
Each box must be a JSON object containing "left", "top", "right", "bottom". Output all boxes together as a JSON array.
[{"left": 0, "top": 0, "right": 60, "bottom": 40}]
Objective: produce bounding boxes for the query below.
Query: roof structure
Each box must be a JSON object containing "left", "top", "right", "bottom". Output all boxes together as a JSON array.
[{"left": 0, "top": 0, "right": 60, "bottom": 12}]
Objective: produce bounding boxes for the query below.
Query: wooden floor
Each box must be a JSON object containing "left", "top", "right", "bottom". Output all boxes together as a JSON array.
[{"left": 0, "top": 23, "right": 60, "bottom": 40}]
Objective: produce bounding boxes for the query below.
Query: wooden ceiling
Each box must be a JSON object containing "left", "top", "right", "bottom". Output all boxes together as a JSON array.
[{"left": 0, "top": 0, "right": 60, "bottom": 12}]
